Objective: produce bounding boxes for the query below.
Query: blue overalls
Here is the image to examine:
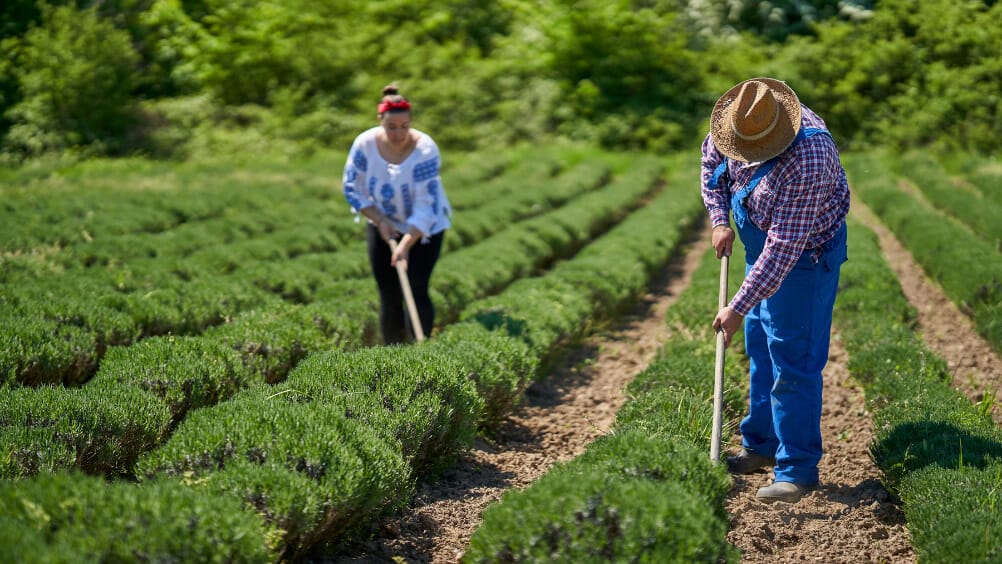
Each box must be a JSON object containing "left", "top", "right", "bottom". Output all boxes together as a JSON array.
[{"left": 710, "top": 127, "right": 848, "bottom": 485}]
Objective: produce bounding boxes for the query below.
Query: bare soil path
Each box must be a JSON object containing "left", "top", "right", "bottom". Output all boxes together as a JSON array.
[{"left": 328, "top": 227, "right": 710, "bottom": 563}]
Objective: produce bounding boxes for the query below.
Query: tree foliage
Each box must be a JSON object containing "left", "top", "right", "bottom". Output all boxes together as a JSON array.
[
  {"left": 0, "top": 0, "right": 997, "bottom": 160},
  {"left": 3, "top": 5, "right": 140, "bottom": 157}
]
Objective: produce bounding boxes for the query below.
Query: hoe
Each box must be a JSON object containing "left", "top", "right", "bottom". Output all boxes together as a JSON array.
[
  {"left": 388, "top": 239, "right": 425, "bottom": 342},
  {"left": 711, "top": 254, "right": 728, "bottom": 463}
]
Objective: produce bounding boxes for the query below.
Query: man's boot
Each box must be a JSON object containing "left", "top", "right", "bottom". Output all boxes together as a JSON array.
[
  {"left": 725, "top": 449, "right": 775, "bottom": 474},
  {"left": 756, "top": 481, "right": 814, "bottom": 503}
]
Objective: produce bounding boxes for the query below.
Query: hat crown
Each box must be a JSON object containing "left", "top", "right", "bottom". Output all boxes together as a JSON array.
[
  {"left": 709, "top": 77, "right": 801, "bottom": 163},
  {"left": 731, "top": 81, "right": 780, "bottom": 141}
]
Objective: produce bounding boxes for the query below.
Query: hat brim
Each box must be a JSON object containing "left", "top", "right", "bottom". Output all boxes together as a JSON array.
[{"left": 710, "top": 78, "right": 802, "bottom": 163}]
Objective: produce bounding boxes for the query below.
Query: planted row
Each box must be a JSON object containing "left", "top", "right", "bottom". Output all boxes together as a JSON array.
[
  {"left": 0, "top": 153, "right": 663, "bottom": 477},
  {"left": 0, "top": 296, "right": 376, "bottom": 479},
  {"left": 0, "top": 151, "right": 686, "bottom": 561},
  {"left": 466, "top": 227, "right": 747, "bottom": 562},
  {"left": 0, "top": 148, "right": 603, "bottom": 386},
  {"left": 834, "top": 217, "right": 1002, "bottom": 562},
  {"left": 846, "top": 152, "right": 1002, "bottom": 353},
  {"left": 434, "top": 155, "right": 664, "bottom": 321},
  {"left": 445, "top": 158, "right": 609, "bottom": 252},
  {"left": 892, "top": 151, "right": 1002, "bottom": 250},
  {"left": 0, "top": 471, "right": 274, "bottom": 562},
  {"left": 125, "top": 156, "right": 700, "bottom": 560},
  {"left": 1, "top": 274, "right": 281, "bottom": 386}
]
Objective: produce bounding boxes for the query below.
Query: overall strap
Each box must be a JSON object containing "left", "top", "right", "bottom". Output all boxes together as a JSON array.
[
  {"left": 735, "top": 157, "right": 780, "bottom": 202},
  {"left": 709, "top": 160, "right": 729, "bottom": 191},
  {"left": 798, "top": 126, "right": 833, "bottom": 143}
]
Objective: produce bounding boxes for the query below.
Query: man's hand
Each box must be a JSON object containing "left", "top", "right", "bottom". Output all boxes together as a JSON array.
[
  {"left": 713, "top": 306, "right": 744, "bottom": 347},
  {"left": 712, "top": 225, "right": 734, "bottom": 259}
]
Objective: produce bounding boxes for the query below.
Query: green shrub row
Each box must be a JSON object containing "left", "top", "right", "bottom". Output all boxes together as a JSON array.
[
  {"left": 465, "top": 431, "right": 737, "bottom": 563},
  {"left": 0, "top": 150, "right": 690, "bottom": 561},
  {"left": 0, "top": 159, "right": 353, "bottom": 267},
  {"left": 435, "top": 154, "right": 664, "bottom": 321},
  {"left": 0, "top": 471, "right": 275, "bottom": 563},
  {"left": 846, "top": 152, "right": 1002, "bottom": 354},
  {"left": 0, "top": 152, "right": 662, "bottom": 481},
  {"left": 446, "top": 147, "right": 562, "bottom": 212},
  {"left": 0, "top": 294, "right": 378, "bottom": 479},
  {"left": 0, "top": 148, "right": 598, "bottom": 386},
  {"left": 466, "top": 219, "right": 747, "bottom": 562},
  {"left": 1, "top": 274, "right": 281, "bottom": 386},
  {"left": 894, "top": 151, "right": 1002, "bottom": 251},
  {"left": 446, "top": 158, "right": 609, "bottom": 252},
  {"left": 122, "top": 155, "right": 701, "bottom": 560},
  {"left": 834, "top": 217, "right": 1002, "bottom": 562},
  {"left": 459, "top": 154, "right": 695, "bottom": 349},
  {"left": 937, "top": 154, "right": 1002, "bottom": 208}
]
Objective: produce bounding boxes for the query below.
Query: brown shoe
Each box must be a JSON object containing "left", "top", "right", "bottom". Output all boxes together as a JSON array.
[
  {"left": 725, "top": 449, "right": 775, "bottom": 474},
  {"left": 756, "top": 481, "right": 813, "bottom": 503}
]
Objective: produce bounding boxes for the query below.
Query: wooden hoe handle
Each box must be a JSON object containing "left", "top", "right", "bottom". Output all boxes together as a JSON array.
[
  {"left": 388, "top": 239, "right": 425, "bottom": 342},
  {"left": 711, "top": 254, "right": 728, "bottom": 463}
]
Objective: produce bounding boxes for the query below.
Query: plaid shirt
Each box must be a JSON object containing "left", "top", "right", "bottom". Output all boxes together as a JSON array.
[{"left": 701, "top": 106, "right": 850, "bottom": 316}]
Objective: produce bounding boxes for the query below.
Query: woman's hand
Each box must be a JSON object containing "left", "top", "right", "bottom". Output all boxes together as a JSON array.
[
  {"left": 712, "top": 225, "right": 734, "bottom": 259},
  {"left": 713, "top": 306, "right": 744, "bottom": 347},
  {"left": 391, "top": 227, "right": 425, "bottom": 270},
  {"left": 390, "top": 233, "right": 413, "bottom": 270},
  {"left": 390, "top": 242, "right": 409, "bottom": 270}
]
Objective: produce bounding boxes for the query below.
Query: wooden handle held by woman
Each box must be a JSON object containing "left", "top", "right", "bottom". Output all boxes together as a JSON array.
[{"left": 388, "top": 239, "right": 426, "bottom": 342}]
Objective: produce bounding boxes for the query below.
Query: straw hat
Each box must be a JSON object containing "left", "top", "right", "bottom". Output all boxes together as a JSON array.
[{"left": 710, "top": 78, "right": 802, "bottom": 163}]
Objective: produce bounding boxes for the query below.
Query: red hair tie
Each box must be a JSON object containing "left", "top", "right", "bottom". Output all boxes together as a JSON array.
[{"left": 378, "top": 100, "right": 411, "bottom": 114}]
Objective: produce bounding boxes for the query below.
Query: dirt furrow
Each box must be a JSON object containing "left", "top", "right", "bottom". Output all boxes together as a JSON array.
[{"left": 327, "top": 227, "right": 710, "bottom": 563}]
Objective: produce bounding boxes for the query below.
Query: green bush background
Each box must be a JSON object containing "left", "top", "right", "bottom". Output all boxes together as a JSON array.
[{"left": 0, "top": 0, "right": 998, "bottom": 163}]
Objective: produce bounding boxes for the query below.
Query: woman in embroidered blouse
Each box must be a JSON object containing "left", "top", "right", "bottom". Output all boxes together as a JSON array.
[{"left": 342, "top": 83, "right": 451, "bottom": 344}]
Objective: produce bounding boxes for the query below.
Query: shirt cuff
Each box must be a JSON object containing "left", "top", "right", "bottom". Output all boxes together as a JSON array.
[
  {"left": 728, "top": 291, "right": 755, "bottom": 317},
  {"left": 708, "top": 208, "right": 730, "bottom": 228}
]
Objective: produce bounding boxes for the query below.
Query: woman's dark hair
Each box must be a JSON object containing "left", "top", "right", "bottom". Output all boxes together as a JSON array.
[{"left": 379, "top": 82, "right": 410, "bottom": 115}]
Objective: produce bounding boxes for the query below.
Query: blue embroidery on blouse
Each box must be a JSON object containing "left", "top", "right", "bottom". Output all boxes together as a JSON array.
[
  {"left": 428, "top": 179, "right": 440, "bottom": 215},
  {"left": 413, "top": 157, "right": 439, "bottom": 183},
  {"left": 345, "top": 192, "right": 364, "bottom": 211},
  {"left": 344, "top": 163, "right": 357, "bottom": 184},
  {"left": 353, "top": 149, "right": 368, "bottom": 173},
  {"left": 368, "top": 176, "right": 377, "bottom": 194},
  {"left": 380, "top": 183, "right": 397, "bottom": 217},
  {"left": 401, "top": 183, "right": 413, "bottom": 218}
]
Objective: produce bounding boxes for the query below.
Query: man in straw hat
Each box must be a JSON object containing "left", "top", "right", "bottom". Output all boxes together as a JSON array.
[{"left": 701, "top": 77, "right": 850, "bottom": 503}]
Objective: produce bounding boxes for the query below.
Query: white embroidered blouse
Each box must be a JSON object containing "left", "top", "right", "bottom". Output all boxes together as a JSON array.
[{"left": 342, "top": 127, "right": 451, "bottom": 238}]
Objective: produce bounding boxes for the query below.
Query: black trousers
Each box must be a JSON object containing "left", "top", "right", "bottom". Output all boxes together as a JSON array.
[{"left": 366, "top": 224, "right": 444, "bottom": 344}]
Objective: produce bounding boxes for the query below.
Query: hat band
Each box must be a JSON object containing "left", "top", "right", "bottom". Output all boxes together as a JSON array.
[{"left": 731, "top": 103, "right": 781, "bottom": 142}]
